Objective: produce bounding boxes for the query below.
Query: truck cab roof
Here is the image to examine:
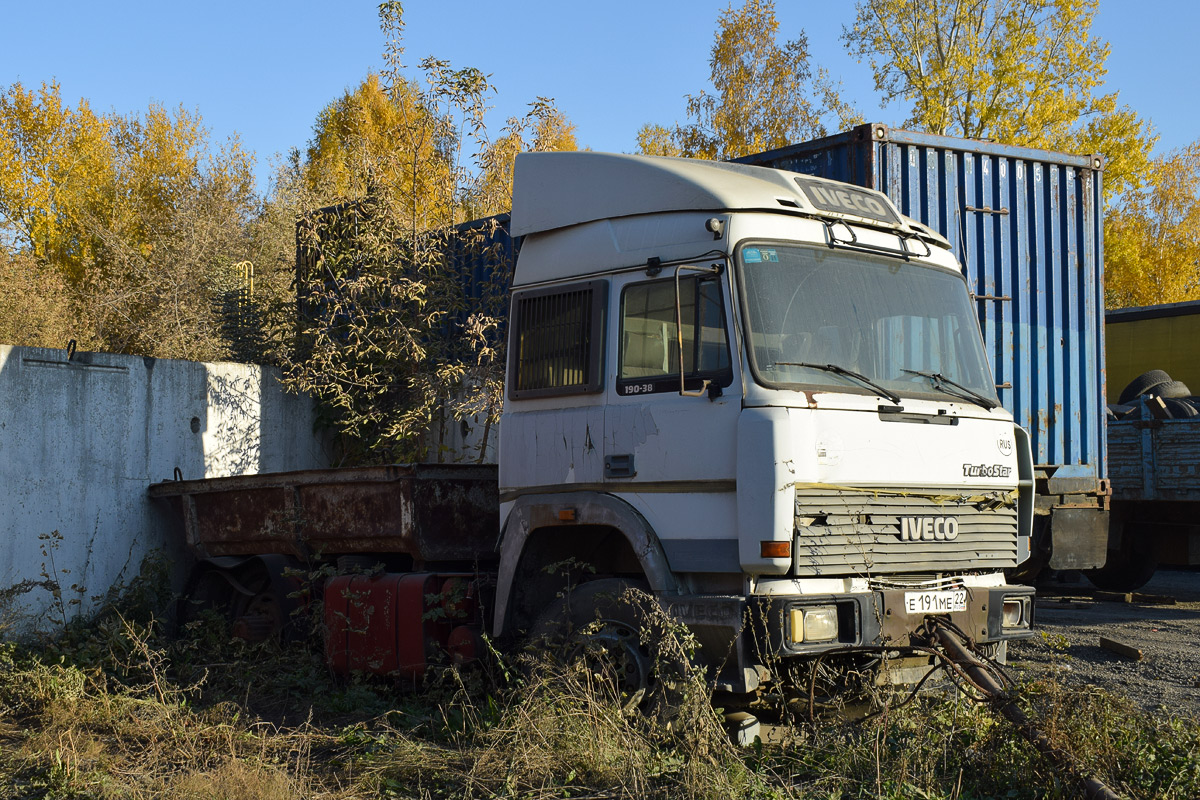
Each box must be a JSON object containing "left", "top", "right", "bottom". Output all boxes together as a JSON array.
[{"left": 510, "top": 151, "right": 946, "bottom": 247}]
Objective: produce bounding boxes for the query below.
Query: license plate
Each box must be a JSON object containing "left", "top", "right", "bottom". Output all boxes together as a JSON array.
[{"left": 904, "top": 590, "right": 967, "bottom": 614}]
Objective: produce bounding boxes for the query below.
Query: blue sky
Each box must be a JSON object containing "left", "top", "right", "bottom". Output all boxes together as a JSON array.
[{"left": 1, "top": 1, "right": 1195, "bottom": 195}]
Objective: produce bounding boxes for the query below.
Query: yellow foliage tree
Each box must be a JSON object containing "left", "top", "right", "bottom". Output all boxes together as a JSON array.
[
  {"left": 468, "top": 97, "right": 578, "bottom": 218},
  {"left": 635, "top": 124, "right": 682, "bottom": 158},
  {"left": 0, "top": 80, "right": 260, "bottom": 359},
  {"left": 0, "top": 249, "right": 99, "bottom": 350},
  {"left": 637, "top": 0, "right": 860, "bottom": 161},
  {"left": 303, "top": 72, "right": 456, "bottom": 231},
  {"left": 843, "top": 0, "right": 1156, "bottom": 199},
  {"left": 1106, "top": 142, "right": 1200, "bottom": 308},
  {"left": 0, "top": 81, "right": 109, "bottom": 276}
]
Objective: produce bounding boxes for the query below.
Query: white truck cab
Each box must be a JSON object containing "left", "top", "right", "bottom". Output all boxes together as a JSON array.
[{"left": 494, "top": 152, "right": 1034, "bottom": 692}]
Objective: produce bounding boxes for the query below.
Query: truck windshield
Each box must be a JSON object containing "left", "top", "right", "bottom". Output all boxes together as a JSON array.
[{"left": 738, "top": 243, "right": 999, "bottom": 406}]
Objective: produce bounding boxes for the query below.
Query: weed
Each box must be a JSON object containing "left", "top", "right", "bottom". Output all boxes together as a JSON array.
[
  {"left": 1040, "top": 630, "right": 1072, "bottom": 652},
  {"left": 3, "top": 570, "right": 1200, "bottom": 799}
]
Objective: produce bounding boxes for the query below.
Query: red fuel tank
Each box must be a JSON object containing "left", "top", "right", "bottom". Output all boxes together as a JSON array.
[{"left": 324, "top": 573, "right": 478, "bottom": 679}]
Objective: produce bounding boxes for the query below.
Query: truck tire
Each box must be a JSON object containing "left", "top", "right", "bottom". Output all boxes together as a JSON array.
[
  {"left": 1117, "top": 370, "right": 1173, "bottom": 404},
  {"left": 1163, "top": 397, "right": 1200, "bottom": 418},
  {"left": 1006, "top": 552, "right": 1048, "bottom": 586},
  {"left": 179, "top": 556, "right": 304, "bottom": 643},
  {"left": 531, "top": 578, "right": 687, "bottom": 717},
  {"left": 1005, "top": 515, "right": 1051, "bottom": 585},
  {"left": 1149, "top": 380, "right": 1192, "bottom": 400}
]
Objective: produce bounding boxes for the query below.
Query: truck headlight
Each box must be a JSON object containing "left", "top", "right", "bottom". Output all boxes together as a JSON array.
[
  {"left": 788, "top": 605, "right": 838, "bottom": 643},
  {"left": 1001, "top": 596, "right": 1029, "bottom": 628}
]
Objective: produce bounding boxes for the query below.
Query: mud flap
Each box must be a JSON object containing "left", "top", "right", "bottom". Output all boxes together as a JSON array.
[{"left": 1047, "top": 507, "right": 1109, "bottom": 570}]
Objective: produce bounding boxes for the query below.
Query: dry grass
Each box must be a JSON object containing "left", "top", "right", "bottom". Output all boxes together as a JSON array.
[{"left": 2, "top": 586, "right": 1199, "bottom": 800}]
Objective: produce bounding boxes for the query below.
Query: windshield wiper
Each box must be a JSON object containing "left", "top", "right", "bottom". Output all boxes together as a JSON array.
[
  {"left": 900, "top": 368, "right": 999, "bottom": 410},
  {"left": 775, "top": 362, "right": 901, "bottom": 405}
]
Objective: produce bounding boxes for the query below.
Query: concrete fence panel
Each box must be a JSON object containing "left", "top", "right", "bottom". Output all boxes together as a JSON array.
[{"left": 0, "top": 345, "right": 330, "bottom": 633}]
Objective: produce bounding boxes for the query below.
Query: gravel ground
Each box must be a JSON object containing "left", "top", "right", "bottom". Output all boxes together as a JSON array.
[{"left": 1008, "top": 568, "right": 1200, "bottom": 717}]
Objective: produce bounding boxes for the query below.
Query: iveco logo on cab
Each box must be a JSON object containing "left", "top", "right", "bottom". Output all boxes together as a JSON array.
[
  {"left": 793, "top": 176, "right": 900, "bottom": 224},
  {"left": 899, "top": 517, "right": 960, "bottom": 541},
  {"left": 804, "top": 184, "right": 888, "bottom": 217}
]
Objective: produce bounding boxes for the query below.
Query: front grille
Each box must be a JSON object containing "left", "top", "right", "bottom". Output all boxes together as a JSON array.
[
  {"left": 793, "top": 485, "right": 1018, "bottom": 578},
  {"left": 867, "top": 575, "right": 965, "bottom": 592}
]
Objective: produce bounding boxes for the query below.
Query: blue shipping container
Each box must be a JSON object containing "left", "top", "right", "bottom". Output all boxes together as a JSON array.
[{"left": 738, "top": 123, "right": 1106, "bottom": 489}]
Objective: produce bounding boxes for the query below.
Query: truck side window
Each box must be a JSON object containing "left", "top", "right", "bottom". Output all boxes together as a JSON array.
[
  {"left": 509, "top": 280, "right": 607, "bottom": 399},
  {"left": 618, "top": 276, "right": 732, "bottom": 396}
]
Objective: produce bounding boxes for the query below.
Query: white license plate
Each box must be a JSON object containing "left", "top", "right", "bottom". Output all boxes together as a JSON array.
[{"left": 904, "top": 590, "right": 967, "bottom": 614}]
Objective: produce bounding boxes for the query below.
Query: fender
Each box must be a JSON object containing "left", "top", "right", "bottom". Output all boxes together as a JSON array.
[{"left": 492, "top": 491, "right": 681, "bottom": 636}]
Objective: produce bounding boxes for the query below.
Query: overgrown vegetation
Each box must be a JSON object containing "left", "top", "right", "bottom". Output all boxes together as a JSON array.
[
  {"left": 2, "top": 567, "right": 1198, "bottom": 800},
  {"left": 270, "top": 3, "right": 577, "bottom": 464}
]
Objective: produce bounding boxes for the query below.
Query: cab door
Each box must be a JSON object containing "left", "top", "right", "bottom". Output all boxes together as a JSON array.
[{"left": 603, "top": 265, "right": 742, "bottom": 570}]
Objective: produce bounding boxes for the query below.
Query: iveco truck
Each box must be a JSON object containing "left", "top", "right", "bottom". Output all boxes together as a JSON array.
[
  {"left": 154, "top": 152, "right": 1035, "bottom": 702},
  {"left": 491, "top": 152, "right": 1034, "bottom": 693}
]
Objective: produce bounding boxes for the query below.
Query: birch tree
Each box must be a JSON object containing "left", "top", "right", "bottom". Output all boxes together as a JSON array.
[
  {"left": 638, "top": 0, "right": 860, "bottom": 161},
  {"left": 843, "top": 0, "right": 1155, "bottom": 198}
]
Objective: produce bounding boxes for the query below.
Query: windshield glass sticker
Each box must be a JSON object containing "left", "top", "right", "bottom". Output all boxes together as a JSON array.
[
  {"left": 760, "top": 248, "right": 779, "bottom": 262},
  {"left": 743, "top": 248, "right": 762, "bottom": 263}
]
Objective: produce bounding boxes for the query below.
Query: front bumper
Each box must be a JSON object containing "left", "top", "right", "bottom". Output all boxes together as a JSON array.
[
  {"left": 665, "top": 584, "right": 1036, "bottom": 692},
  {"left": 752, "top": 585, "right": 1036, "bottom": 655}
]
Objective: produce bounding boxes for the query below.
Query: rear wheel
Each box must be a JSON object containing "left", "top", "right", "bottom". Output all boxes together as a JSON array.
[{"left": 180, "top": 557, "right": 303, "bottom": 642}]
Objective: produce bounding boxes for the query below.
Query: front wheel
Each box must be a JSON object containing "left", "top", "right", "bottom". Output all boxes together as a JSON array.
[{"left": 530, "top": 578, "right": 688, "bottom": 716}]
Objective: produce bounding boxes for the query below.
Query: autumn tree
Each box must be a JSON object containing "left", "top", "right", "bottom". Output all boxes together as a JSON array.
[
  {"left": 1106, "top": 141, "right": 1200, "bottom": 308},
  {"left": 0, "top": 80, "right": 262, "bottom": 360},
  {"left": 0, "top": 81, "right": 109, "bottom": 275},
  {"left": 843, "top": 0, "right": 1156, "bottom": 199},
  {"left": 0, "top": 249, "right": 98, "bottom": 350},
  {"left": 637, "top": 0, "right": 860, "bottom": 161},
  {"left": 301, "top": 73, "right": 457, "bottom": 229},
  {"left": 281, "top": 2, "right": 577, "bottom": 463},
  {"left": 468, "top": 98, "right": 578, "bottom": 218}
]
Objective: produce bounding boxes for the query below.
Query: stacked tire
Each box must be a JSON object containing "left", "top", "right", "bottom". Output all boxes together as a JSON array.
[
  {"left": 1107, "top": 369, "right": 1199, "bottom": 421},
  {"left": 1090, "top": 369, "right": 1190, "bottom": 592}
]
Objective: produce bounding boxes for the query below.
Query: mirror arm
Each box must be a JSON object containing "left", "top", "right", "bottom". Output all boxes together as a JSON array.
[{"left": 674, "top": 263, "right": 722, "bottom": 398}]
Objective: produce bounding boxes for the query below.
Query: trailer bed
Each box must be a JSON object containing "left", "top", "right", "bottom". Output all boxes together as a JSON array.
[{"left": 149, "top": 464, "right": 499, "bottom": 563}]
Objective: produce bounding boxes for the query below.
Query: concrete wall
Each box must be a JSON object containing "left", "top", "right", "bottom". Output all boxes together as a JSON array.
[{"left": 0, "top": 345, "right": 330, "bottom": 633}]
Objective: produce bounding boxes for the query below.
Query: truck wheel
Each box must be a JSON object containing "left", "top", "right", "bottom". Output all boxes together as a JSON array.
[
  {"left": 1006, "top": 551, "right": 1048, "bottom": 586},
  {"left": 531, "top": 578, "right": 686, "bottom": 717},
  {"left": 179, "top": 557, "right": 303, "bottom": 643},
  {"left": 1084, "top": 544, "right": 1157, "bottom": 593},
  {"left": 1005, "top": 515, "right": 1051, "bottom": 585},
  {"left": 1117, "top": 370, "right": 1173, "bottom": 404}
]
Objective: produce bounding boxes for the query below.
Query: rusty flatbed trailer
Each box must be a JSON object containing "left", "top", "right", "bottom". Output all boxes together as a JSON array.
[
  {"left": 149, "top": 465, "right": 500, "bottom": 664},
  {"left": 149, "top": 464, "right": 499, "bottom": 564}
]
